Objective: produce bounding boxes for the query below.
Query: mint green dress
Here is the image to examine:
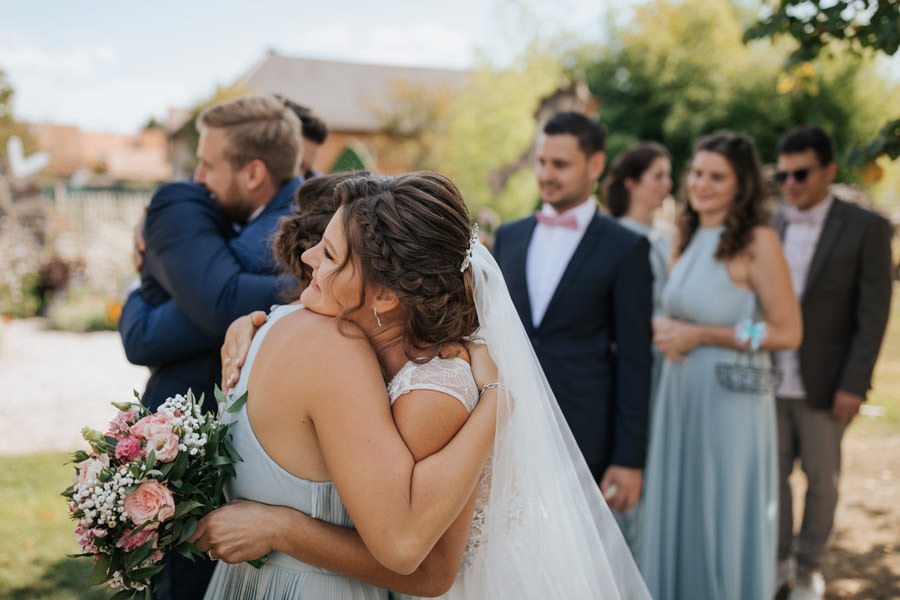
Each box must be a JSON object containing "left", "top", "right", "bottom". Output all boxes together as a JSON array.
[
  {"left": 639, "top": 226, "right": 777, "bottom": 599},
  {"left": 204, "top": 304, "right": 389, "bottom": 600}
]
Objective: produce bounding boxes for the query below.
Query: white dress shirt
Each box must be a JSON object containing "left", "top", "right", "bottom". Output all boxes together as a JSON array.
[
  {"left": 526, "top": 197, "right": 597, "bottom": 327},
  {"left": 775, "top": 196, "right": 834, "bottom": 399}
]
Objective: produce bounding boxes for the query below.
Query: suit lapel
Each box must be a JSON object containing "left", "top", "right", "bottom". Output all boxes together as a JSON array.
[
  {"left": 804, "top": 199, "right": 846, "bottom": 297},
  {"left": 774, "top": 210, "right": 787, "bottom": 239},
  {"left": 507, "top": 217, "right": 538, "bottom": 335},
  {"left": 538, "top": 211, "right": 603, "bottom": 332}
]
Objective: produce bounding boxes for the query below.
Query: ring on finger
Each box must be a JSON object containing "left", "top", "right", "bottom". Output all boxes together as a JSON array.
[{"left": 208, "top": 550, "right": 218, "bottom": 560}]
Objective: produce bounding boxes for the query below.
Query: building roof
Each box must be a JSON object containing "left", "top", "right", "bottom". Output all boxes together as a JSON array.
[{"left": 235, "top": 51, "right": 467, "bottom": 132}]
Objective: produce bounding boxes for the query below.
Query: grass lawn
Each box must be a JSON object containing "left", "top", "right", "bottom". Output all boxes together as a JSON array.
[{"left": 0, "top": 452, "right": 112, "bottom": 600}]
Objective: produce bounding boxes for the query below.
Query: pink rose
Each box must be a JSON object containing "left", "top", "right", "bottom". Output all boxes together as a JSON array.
[
  {"left": 73, "top": 455, "right": 109, "bottom": 488},
  {"left": 143, "top": 432, "right": 179, "bottom": 463},
  {"left": 119, "top": 527, "right": 159, "bottom": 552},
  {"left": 107, "top": 409, "right": 139, "bottom": 439},
  {"left": 130, "top": 413, "right": 173, "bottom": 440},
  {"left": 123, "top": 481, "right": 175, "bottom": 527},
  {"left": 115, "top": 436, "right": 143, "bottom": 462}
]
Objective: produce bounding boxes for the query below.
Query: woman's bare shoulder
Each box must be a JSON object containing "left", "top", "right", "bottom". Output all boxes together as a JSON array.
[
  {"left": 263, "top": 309, "right": 375, "bottom": 366},
  {"left": 748, "top": 225, "right": 782, "bottom": 259}
]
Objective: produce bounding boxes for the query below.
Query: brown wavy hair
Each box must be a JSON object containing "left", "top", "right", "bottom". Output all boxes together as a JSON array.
[
  {"left": 676, "top": 132, "right": 769, "bottom": 260},
  {"left": 332, "top": 172, "right": 479, "bottom": 363},
  {"left": 274, "top": 172, "right": 368, "bottom": 296}
]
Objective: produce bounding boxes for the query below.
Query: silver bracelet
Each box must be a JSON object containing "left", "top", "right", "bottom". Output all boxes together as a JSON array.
[{"left": 479, "top": 382, "right": 507, "bottom": 397}]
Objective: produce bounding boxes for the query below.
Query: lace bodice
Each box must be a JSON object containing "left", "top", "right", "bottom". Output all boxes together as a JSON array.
[
  {"left": 386, "top": 357, "right": 489, "bottom": 590},
  {"left": 387, "top": 356, "right": 479, "bottom": 412}
]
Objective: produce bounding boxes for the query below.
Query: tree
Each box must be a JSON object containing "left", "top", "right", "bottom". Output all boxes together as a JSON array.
[
  {"left": 434, "top": 44, "right": 568, "bottom": 221},
  {"left": 583, "top": 0, "right": 898, "bottom": 187},
  {"left": 0, "top": 69, "right": 36, "bottom": 162},
  {"left": 370, "top": 79, "right": 456, "bottom": 172},
  {"left": 745, "top": 0, "right": 900, "bottom": 171}
]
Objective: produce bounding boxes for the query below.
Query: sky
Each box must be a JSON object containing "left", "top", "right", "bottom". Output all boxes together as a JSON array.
[{"left": 0, "top": 0, "right": 620, "bottom": 134}]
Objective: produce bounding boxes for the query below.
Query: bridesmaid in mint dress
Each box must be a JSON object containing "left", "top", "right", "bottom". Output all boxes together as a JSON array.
[{"left": 639, "top": 132, "right": 802, "bottom": 599}]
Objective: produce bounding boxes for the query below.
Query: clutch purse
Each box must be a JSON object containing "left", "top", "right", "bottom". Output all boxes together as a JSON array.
[{"left": 715, "top": 353, "right": 782, "bottom": 395}]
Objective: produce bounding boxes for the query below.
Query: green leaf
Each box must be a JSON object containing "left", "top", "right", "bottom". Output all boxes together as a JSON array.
[
  {"left": 226, "top": 391, "right": 248, "bottom": 413},
  {"left": 211, "top": 455, "right": 236, "bottom": 467},
  {"left": 174, "top": 543, "right": 199, "bottom": 561},
  {"left": 109, "top": 589, "right": 135, "bottom": 600},
  {"left": 88, "top": 553, "right": 111, "bottom": 585},
  {"left": 177, "top": 517, "right": 199, "bottom": 545},
  {"left": 128, "top": 564, "right": 166, "bottom": 580},
  {"left": 167, "top": 449, "right": 189, "bottom": 481},
  {"left": 174, "top": 500, "right": 205, "bottom": 519}
]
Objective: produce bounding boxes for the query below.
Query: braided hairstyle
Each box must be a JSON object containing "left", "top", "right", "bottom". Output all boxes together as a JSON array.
[
  {"left": 274, "top": 172, "right": 368, "bottom": 296},
  {"left": 333, "top": 172, "right": 479, "bottom": 363},
  {"left": 676, "top": 132, "right": 769, "bottom": 260}
]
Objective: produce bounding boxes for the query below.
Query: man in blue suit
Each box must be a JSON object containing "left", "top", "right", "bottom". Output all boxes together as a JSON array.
[
  {"left": 492, "top": 112, "right": 652, "bottom": 521},
  {"left": 118, "top": 94, "right": 302, "bottom": 599}
]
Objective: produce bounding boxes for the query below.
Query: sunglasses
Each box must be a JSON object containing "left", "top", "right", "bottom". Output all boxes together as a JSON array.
[{"left": 775, "top": 167, "right": 817, "bottom": 184}]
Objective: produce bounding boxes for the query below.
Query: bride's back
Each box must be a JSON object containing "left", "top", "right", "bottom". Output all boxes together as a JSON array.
[{"left": 242, "top": 305, "right": 387, "bottom": 482}]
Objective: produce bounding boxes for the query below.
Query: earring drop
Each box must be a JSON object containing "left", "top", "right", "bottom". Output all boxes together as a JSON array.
[{"left": 374, "top": 306, "right": 383, "bottom": 327}]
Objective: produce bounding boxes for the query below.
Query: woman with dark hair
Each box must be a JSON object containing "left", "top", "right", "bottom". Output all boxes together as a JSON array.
[
  {"left": 602, "top": 142, "right": 672, "bottom": 558},
  {"left": 603, "top": 141, "right": 673, "bottom": 316},
  {"left": 193, "top": 172, "right": 650, "bottom": 599},
  {"left": 639, "top": 132, "right": 802, "bottom": 599}
]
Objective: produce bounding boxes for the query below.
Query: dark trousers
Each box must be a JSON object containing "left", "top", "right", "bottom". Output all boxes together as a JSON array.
[
  {"left": 153, "top": 552, "right": 217, "bottom": 600},
  {"left": 776, "top": 397, "right": 847, "bottom": 570}
]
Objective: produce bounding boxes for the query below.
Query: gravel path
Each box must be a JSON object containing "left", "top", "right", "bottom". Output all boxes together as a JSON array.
[{"left": 0, "top": 318, "right": 148, "bottom": 456}]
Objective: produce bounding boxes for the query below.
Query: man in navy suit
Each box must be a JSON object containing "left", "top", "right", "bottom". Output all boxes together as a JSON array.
[
  {"left": 117, "top": 94, "right": 302, "bottom": 599},
  {"left": 492, "top": 112, "right": 652, "bottom": 520},
  {"left": 772, "top": 126, "right": 893, "bottom": 600}
]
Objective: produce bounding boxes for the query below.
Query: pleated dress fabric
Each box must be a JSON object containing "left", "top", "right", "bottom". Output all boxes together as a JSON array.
[
  {"left": 639, "top": 226, "right": 777, "bottom": 599},
  {"left": 203, "top": 304, "right": 388, "bottom": 600}
]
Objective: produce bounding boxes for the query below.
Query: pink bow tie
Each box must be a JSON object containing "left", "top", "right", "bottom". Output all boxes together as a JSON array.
[
  {"left": 535, "top": 211, "right": 578, "bottom": 230},
  {"left": 784, "top": 206, "right": 821, "bottom": 226}
]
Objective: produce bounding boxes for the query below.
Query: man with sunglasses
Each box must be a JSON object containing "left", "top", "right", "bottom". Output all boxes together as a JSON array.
[{"left": 773, "top": 125, "right": 893, "bottom": 600}]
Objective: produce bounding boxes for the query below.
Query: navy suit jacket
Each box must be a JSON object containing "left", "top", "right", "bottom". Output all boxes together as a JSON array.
[
  {"left": 774, "top": 197, "right": 893, "bottom": 409},
  {"left": 118, "top": 178, "right": 300, "bottom": 410},
  {"left": 493, "top": 210, "right": 653, "bottom": 480}
]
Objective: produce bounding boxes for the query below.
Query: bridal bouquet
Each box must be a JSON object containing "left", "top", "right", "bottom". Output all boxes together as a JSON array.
[{"left": 64, "top": 389, "right": 244, "bottom": 599}]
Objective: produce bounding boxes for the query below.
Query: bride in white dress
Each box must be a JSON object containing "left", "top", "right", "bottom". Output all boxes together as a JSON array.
[{"left": 193, "top": 172, "right": 650, "bottom": 599}]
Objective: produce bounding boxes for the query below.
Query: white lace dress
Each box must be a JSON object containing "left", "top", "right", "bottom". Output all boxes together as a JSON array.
[{"left": 387, "top": 357, "right": 490, "bottom": 600}]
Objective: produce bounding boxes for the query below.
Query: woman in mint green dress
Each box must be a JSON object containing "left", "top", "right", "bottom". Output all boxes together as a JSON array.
[{"left": 639, "top": 132, "right": 802, "bottom": 599}]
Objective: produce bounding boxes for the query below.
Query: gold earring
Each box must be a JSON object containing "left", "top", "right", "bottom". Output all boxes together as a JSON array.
[{"left": 374, "top": 306, "right": 382, "bottom": 327}]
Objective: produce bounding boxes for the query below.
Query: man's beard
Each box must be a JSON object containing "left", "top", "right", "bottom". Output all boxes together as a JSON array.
[{"left": 212, "top": 187, "right": 254, "bottom": 226}]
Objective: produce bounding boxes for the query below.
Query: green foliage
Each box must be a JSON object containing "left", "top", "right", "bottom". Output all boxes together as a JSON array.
[
  {"left": 434, "top": 45, "right": 566, "bottom": 220},
  {"left": 330, "top": 146, "right": 369, "bottom": 173},
  {"left": 583, "top": 0, "right": 899, "bottom": 188},
  {"left": 745, "top": 0, "right": 900, "bottom": 63},
  {"left": 0, "top": 452, "right": 114, "bottom": 599},
  {"left": 46, "top": 287, "right": 119, "bottom": 332},
  {"left": 0, "top": 68, "right": 36, "bottom": 160},
  {"left": 744, "top": 0, "right": 900, "bottom": 168},
  {"left": 0, "top": 272, "right": 42, "bottom": 318}
]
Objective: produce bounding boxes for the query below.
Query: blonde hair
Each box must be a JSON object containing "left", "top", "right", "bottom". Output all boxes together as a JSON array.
[{"left": 198, "top": 94, "right": 301, "bottom": 186}]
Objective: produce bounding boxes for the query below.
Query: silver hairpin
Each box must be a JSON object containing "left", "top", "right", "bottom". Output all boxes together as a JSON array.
[{"left": 460, "top": 223, "right": 480, "bottom": 272}]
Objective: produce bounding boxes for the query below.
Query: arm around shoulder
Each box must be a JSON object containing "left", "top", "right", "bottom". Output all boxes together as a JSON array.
[{"left": 266, "top": 315, "right": 495, "bottom": 574}]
